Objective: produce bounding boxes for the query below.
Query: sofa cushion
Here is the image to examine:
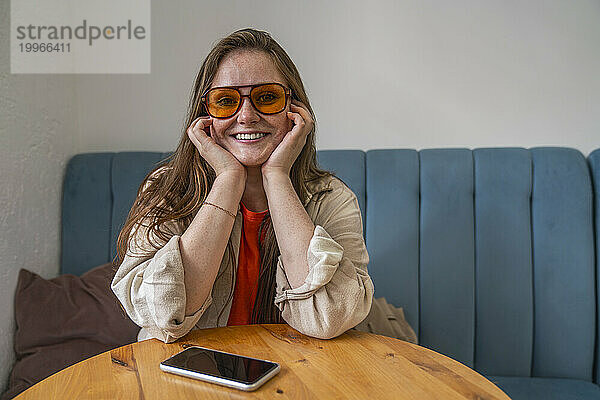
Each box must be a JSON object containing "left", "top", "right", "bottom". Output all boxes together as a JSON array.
[
  {"left": 2, "top": 263, "right": 140, "bottom": 400},
  {"left": 486, "top": 376, "right": 600, "bottom": 400}
]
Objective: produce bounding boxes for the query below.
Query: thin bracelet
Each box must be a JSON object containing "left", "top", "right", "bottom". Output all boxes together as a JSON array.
[{"left": 202, "top": 201, "right": 237, "bottom": 219}]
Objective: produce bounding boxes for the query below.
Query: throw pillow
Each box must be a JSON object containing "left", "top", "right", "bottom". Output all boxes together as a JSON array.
[{"left": 1, "top": 262, "right": 140, "bottom": 400}]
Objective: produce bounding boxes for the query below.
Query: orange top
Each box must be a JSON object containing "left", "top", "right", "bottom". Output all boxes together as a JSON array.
[{"left": 227, "top": 201, "right": 268, "bottom": 326}]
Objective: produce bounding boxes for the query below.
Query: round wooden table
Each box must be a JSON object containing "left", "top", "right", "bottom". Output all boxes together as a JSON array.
[{"left": 16, "top": 324, "right": 511, "bottom": 399}]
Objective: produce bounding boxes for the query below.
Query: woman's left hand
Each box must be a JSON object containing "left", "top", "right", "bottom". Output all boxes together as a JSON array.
[{"left": 261, "top": 100, "right": 314, "bottom": 178}]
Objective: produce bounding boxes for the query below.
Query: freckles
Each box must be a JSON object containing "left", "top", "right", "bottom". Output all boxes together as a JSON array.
[{"left": 212, "top": 119, "right": 231, "bottom": 138}]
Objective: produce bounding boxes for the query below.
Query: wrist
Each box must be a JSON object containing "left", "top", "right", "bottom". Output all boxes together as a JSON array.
[
  {"left": 262, "top": 170, "right": 290, "bottom": 189},
  {"left": 217, "top": 167, "right": 246, "bottom": 180},
  {"left": 215, "top": 170, "right": 246, "bottom": 194}
]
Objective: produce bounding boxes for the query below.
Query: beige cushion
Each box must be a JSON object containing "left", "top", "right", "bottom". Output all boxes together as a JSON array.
[{"left": 353, "top": 297, "right": 417, "bottom": 344}]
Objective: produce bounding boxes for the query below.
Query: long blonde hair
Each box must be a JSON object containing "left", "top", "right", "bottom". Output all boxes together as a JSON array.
[{"left": 113, "top": 28, "right": 334, "bottom": 323}]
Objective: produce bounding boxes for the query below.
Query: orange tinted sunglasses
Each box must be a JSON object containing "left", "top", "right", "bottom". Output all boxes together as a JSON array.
[{"left": 201, "top": 82, "right": 292, "bottom": 119}]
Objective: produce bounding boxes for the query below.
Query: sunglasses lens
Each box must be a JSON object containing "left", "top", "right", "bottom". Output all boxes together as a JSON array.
[
  {"left": 251, "top": 84, "right": 286, "bottom": 114},
  {"left": 207, "top": 88, "right": 241, "bottom": 118}
]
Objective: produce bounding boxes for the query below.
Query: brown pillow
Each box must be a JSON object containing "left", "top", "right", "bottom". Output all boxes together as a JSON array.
[{"left": 1, "top": 263, "right": 140, "bottom": 400}]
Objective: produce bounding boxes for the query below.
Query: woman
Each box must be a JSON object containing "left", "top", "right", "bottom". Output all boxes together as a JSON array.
[{"left": 111, "top": 28, "right": 374, "bottom": 343}]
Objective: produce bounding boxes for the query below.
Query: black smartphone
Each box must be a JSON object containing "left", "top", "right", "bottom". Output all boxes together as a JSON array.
[{"left": 160, "top": 346, "right": 281, "bottom": 391}]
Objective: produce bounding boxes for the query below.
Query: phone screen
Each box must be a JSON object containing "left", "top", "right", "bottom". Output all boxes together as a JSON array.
[{"left": 161, "top": 347, "right": 278, "bottom": 384}]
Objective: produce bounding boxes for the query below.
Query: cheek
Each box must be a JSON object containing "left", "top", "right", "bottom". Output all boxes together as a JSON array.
[
  {"left": 280, "top": 113, "right": 292, "bottom": 133},
  {"left": 210, "top": 121, "right": 227, "bottom": 138}
]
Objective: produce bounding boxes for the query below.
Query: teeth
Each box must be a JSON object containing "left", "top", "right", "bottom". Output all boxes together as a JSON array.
[{"left": 235, "top": 132, "right": 267, "bottom": 140}]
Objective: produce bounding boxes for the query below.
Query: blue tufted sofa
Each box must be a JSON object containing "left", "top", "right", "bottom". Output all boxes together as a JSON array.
[{"left": 62, "top": 147, "right": 600, "bottom": 400}]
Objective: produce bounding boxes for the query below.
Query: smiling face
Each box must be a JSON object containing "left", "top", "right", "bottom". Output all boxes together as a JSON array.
[{"left": 208, "top": 50, "right": 293, "bottom": 167}]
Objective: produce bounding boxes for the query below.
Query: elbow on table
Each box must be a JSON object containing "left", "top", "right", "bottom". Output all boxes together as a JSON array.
[
  {"left": 289, "top": 283, "right": 375, "bottom": 340},
  {"left": 140, "top": 324, "right": 188, "bottom": 344},
  {"left": 162, "top": 332, "right": 181, "bottom": 344},
  {"left": 308, "top": 325, "right": 348, "bottom": 340},
  {"left": 304, "top": 305, "right": 372, "bottom": 340}
]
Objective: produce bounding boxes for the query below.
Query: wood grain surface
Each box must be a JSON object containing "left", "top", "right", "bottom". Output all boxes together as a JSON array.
[{"left": 15, "top": 324, "right": 511, "bottom": 399}]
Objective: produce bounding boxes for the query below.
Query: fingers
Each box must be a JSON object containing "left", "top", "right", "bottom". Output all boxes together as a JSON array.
[
  {"left": 288, "top": 103, "right": 313, "bottom": 134},
  {"left": 192, "top": 116, "right": 213, "bottom": 135},
  {"left": 187, "top": 116, "right": 212, "bottom": 143},
  {"left": 290, "top": 101, "right": 311, "bottom": 120},
  {"left": 287, "top": 111, "right": 305, "bottom": 129},
  {"left": 291, "top": 99, "right": 309, "bottom": 112}
]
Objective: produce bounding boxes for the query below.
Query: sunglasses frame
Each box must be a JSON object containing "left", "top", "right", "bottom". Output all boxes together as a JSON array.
[{"left": 200, "top": 82, "right": 293, "bottom": 119}]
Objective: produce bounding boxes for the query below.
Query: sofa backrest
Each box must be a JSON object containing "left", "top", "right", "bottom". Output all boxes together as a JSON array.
[{"left": 61, "top": 147, "right": 600, "bottom": 383}]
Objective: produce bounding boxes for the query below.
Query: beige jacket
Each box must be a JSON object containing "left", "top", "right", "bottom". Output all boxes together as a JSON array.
[{"left": 111, "top": 173, "right": 374, "bottom": 343}]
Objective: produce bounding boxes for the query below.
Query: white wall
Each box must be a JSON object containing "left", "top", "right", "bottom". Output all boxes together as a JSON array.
[
  {"left": 0, "top": 0, "right": 79, "bottom": 392},
  {"left": 77, "top": 0, "right": 599, "bottom": 155},
  {"left": 1, "top": 0, "right": 599, "bottom": 393}
]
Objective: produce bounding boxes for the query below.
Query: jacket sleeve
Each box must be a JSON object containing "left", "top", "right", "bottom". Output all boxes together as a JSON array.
[
  {"left": 110, "top": 192, "right": 212, "bottom": 344},
  {"left": 273, "top": 181, "right": 375, "bottom": 339}
]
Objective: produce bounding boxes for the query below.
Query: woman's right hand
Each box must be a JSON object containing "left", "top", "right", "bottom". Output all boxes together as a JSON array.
[{"left": 187, "top": 116, "right": 246, "bottom": 179}]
